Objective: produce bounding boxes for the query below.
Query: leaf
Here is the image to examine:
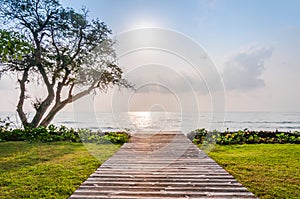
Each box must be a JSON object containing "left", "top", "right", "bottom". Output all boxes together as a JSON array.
[{"left": 17, "top": 54, "right": 23, "bottom": 61}]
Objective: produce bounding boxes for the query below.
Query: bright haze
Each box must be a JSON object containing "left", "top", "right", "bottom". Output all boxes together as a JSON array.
[{"left": 1, "top": 0, "right": 300, "bottom": 113}]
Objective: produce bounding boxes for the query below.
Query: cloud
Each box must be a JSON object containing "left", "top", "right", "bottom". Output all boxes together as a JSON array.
[
  {"left": 132, "top": 74, "right": 209, "bottom": 95},
  {"left": 125, "top": 65, "right": 219, "bottom": 95},
  {"left": 222, "top": 45, "right": 273, "bottom": 91}
]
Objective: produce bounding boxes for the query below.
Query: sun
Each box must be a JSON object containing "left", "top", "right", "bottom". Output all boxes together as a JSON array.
[
  {"left": 135, "top": 19, "right": 159, "bottom": 28},
  {"left": 126, "top": 16, "right": 164, "bottom": 30}
]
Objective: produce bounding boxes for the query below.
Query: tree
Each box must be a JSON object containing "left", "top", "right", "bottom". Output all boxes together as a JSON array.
[{"left": 0, "top": 0, "right": 132, "bottom": 128}]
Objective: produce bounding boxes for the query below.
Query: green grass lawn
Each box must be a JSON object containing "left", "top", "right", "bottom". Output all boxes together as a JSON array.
[
  {"left": 1, "top": 142, "right": 299, "bottom": 198},
  {"left": 0, "top": 142, "right": 119, "bottom": 198},
  {"left": 208, "top": 144, "right": 300, "bottom": 199}
]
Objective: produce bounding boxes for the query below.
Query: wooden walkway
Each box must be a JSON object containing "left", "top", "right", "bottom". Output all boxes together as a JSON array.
[{"left": 70, "top": 131, "right": 257, "bottom": 198}]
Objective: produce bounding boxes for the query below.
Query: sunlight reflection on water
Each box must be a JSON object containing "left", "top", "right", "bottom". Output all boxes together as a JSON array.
[
  {"left": 127, "top": 111, "right": 182, "bottom": 132},
  {"left": 66, "top": 111, "right": 300, "bottom": 133},
  {"left": 2, "top": 111, "right": 299, "bottom": 133}
]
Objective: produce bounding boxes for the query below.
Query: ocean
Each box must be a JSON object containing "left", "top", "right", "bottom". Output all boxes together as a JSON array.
[{"left": 1, "top": 111, "right": 300, "bottom": 133}]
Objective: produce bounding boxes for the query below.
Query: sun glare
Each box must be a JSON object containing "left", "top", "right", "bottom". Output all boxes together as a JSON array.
[
  {"left": 127, "top": 16, "right": 164, "bottom": 30},
  {"left": 129, "top": 112, "right": 152, "bottom": 129}
]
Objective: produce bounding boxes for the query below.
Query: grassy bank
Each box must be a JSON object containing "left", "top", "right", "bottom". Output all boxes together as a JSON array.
[
  {"left": 0, "top": 142, "right": 119, "bottom": 198},
  {"left": 208, "top": 144, "right": 300, "bottom": 199}
]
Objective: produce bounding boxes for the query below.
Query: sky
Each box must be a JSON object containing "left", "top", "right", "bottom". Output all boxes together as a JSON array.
[{"left": 1, "top": 0, "right": 300, "bottom": 113}]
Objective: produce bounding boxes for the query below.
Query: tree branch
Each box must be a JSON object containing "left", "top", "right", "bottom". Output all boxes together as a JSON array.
[
  {"left": 69, "top": 81, "right": 97, "bottom": 102},
  {"left": 30, "top": 63, "right": 55, "bottom": 127},
  {"left": 70, "top": 28, "right": 84, "bottom": 62},
  {"left": 40, "top": 82, "right": 95, "bottom": 127},
  {"left": 55, "top": 68, "right": 70, "bottom": 104},
  {"left": 35, "top": 0, "right": 41, "bottom": 27}
]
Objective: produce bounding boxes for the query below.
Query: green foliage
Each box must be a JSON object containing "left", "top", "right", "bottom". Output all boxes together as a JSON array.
[
  {"left": 0, "top": 125, "right": 80, "bottom": 142},
  {"left": 0, "top": 117, "right": 12, "bottom": 131},
  {"left": 79, "top": 129, "right": 105, "bottom": 143},
  {"left": 103, "top": 132, "right": 130, "bottom": 145},
  {"left": 78, "top": 129, "right": 130, "bottom": 145},
  {"left": 192, "top": 128, "right": 300, "bottom": 145},
  {"left": 191, "top": 128, "right": 207, "bottom": 143},
  {"left": 0, "top": 121, "right": 130, "bottom": 145},
  {"left": 0, "top": 29, "right": 33, "bottom": 62}
]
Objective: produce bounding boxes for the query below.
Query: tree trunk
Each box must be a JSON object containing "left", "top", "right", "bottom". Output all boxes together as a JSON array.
[
  {"left": 39, "top": 101, "right": 69, "bottom": 127},
  {"left": 30, "top": 63, "right": 55, "bottom": 127},
  {"left": 39, "top": 82, "right": 96, "bottom": 127},
  {"left": 16, "top": 69, "right": 29, "bottom": 127},
  {"left": 30, "top": 94, "right": 55, "bottom": 127}
]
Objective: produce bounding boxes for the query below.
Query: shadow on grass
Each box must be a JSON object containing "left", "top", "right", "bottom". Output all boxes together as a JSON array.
[{"left": 0, "top": 142, "right": 82, "bottom": 173}]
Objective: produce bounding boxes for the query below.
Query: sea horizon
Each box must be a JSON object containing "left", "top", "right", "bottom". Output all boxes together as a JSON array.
[{"left": 1, "top": 111, "right": 300, "bottom": 133}]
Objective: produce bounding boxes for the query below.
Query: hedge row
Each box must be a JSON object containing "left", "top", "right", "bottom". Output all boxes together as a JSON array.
[
  {"left": 0, "top": 123, "right": 130, "bottom": 145},
  {"left": 191, "top": 128, "right": 300, "bottom": 145}
]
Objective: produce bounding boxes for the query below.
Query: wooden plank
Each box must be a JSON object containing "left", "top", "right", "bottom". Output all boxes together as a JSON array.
[{"left": 70, "top": 131, "right": 257, "bottom": 198}]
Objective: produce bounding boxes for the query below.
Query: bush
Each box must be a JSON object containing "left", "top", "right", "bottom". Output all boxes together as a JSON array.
[
  {"left": 191, "top": 128, "right": 300, "bottom": 145},
  {"left": 0, "top": 121, "right": 130, "bottom": 145},
  {"left": 78, "top": 129, "right": 105, "bottom": 143},
  {"left": 78, "top": 129, "right": 130, "bottom": 145},
  {"left": 0, "top": 125, "right": 81, "bottom": 142},
  {"left": 0, "top": 117, "right": 12, "bottom": 131},
  {"left": 103, "top": 132, "right": 130, "bottom": 145}
]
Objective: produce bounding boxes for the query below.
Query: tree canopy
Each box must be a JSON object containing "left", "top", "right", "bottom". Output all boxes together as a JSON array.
[{"left": 0, "top": 0, "right": 132, "bottom": 127}]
